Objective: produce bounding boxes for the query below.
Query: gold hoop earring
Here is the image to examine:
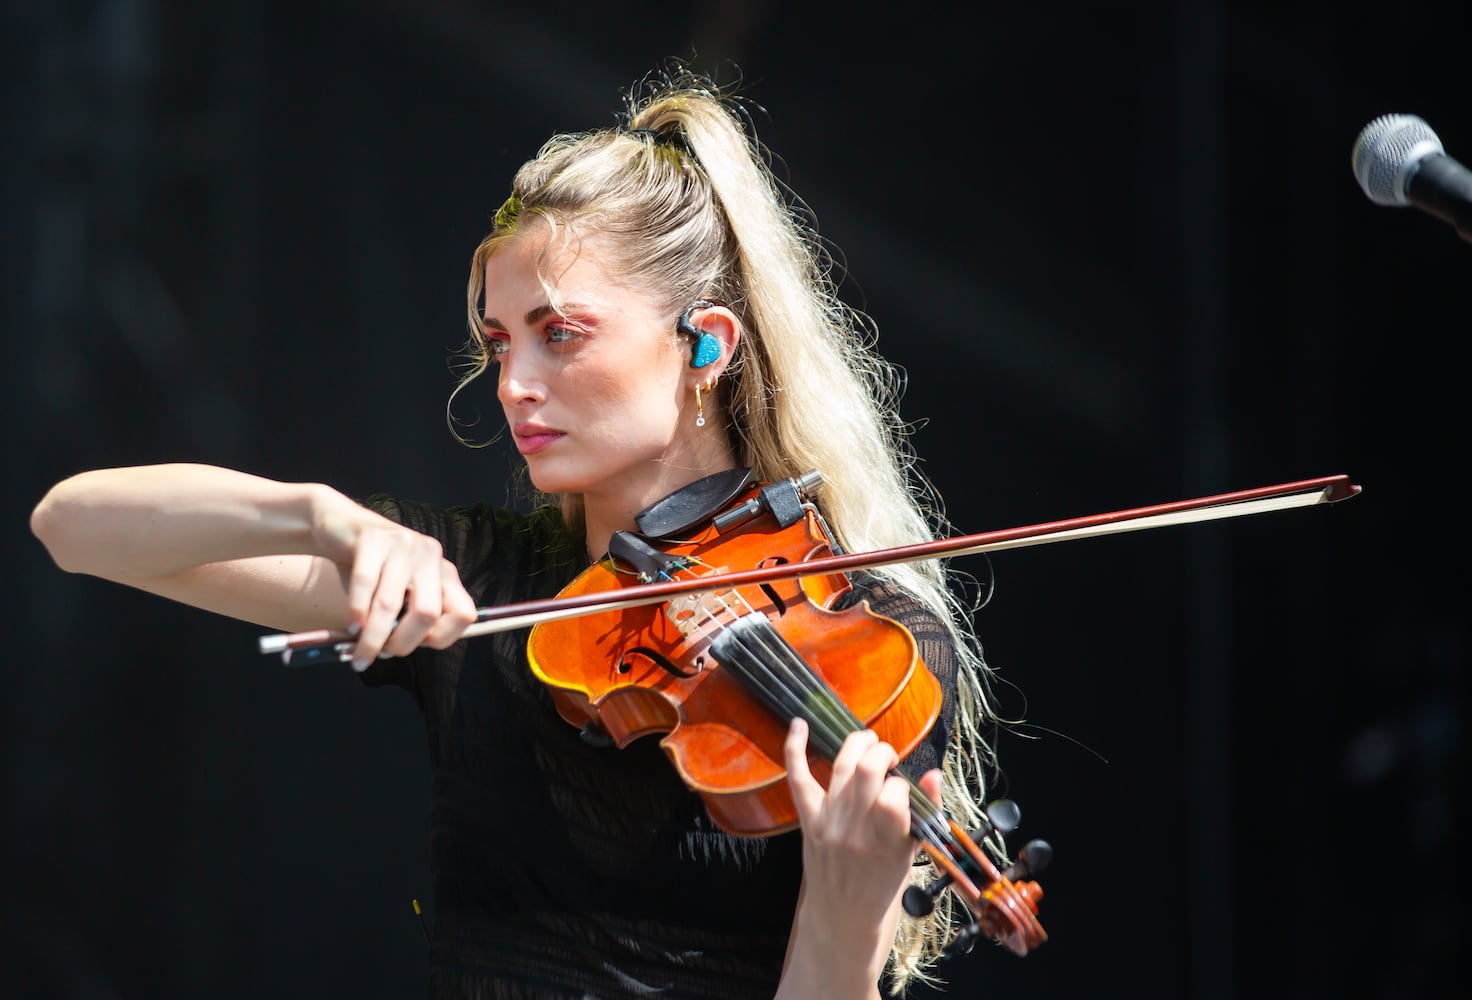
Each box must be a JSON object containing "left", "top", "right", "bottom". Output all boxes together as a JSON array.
[{"left": 694, "top": 377, "right": 716, "bottom": 428}]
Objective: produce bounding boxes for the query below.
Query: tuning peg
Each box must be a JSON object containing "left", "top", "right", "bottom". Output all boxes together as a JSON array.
[
  {"left": 984, "top": 799, "right": 1021, "bottom": 835},
  {"left": 942, "top": 920, "right": 982, "bottom": 959},
  {"left": 1002, "top": 838, "right": 1053, "bottom": 881},
  {"left": 902, "top": 872, "right": 953, "bottom": 917}
]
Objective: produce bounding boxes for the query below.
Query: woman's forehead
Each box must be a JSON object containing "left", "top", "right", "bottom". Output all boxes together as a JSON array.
[{"left": 483, "top": 229, "right": 660, "bottom": 319}]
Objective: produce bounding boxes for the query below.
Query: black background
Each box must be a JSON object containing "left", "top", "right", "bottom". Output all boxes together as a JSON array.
[{"left": 4, "top": 1, "right": 1465, "bottom": 998}]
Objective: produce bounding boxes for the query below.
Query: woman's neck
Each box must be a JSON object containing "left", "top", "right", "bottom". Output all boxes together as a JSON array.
[{"left": 581, "top": 463, "right": 742, "bottom": 562}]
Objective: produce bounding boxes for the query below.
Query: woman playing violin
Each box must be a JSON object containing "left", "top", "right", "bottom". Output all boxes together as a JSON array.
[{"left": 31, "top": 63, "right": 1001, "bottom": 999}]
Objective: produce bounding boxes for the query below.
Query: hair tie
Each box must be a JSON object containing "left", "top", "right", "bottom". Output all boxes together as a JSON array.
[
  {"left": 621, "top": 126, "right": 695, "bottom": 160},
  {"left": 493, "top": 193, "right": 521, "bottom": 228}
]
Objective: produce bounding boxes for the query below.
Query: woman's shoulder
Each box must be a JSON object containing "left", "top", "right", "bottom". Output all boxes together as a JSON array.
[
  {"left": 364, "top": 492, "right": 557, "bottom": 531},
  {"left": 364, "top": 494, "right": 577, "bottom": 571},
  {"left": 838, "top": 573, "right": 946, "bottom": 633}
]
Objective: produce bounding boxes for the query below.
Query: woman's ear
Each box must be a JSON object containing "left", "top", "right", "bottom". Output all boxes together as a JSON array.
[{"left": 682, "top": 304, "right": 741, "bottom": 383}]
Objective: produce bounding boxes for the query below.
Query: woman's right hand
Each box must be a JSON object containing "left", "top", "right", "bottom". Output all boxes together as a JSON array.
[{"left": 310, "top": 500, "right": 479, "bottom": 670}]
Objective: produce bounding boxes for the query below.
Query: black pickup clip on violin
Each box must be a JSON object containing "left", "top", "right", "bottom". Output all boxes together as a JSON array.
[{"left": 259, "top": 468, "right": 1361, "bottom": 959}]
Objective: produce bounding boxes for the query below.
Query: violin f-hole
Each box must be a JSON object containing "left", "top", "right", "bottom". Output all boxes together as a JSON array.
[
  {"left": 756, "top": 556, "right": 791, "bottom": 614},
  {"left": 617, "top": 646, "right": 702, "bottom": 679}
]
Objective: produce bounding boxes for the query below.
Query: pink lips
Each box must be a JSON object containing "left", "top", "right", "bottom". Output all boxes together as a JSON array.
[{"left": 513, "top": 423, "right": 564, "bottom": 455}]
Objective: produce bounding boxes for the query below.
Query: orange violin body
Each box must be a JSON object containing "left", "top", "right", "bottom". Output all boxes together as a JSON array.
[{"left": 526, "top": 492, "right": 943, "bottom": 837}]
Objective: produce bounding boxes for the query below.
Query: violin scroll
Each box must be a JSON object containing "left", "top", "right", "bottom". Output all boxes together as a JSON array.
[{"left": 905, "top": 797, "right": 1051, "bottom": 957}]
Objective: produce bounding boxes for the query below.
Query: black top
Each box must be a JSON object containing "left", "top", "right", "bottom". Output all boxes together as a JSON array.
[{"left": 361, "top": 497, "right": 959, "bottom": 999}]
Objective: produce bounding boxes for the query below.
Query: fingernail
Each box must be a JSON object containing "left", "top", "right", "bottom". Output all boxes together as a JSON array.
[
  {"left": 353, "top": 658, "right": 371, "bottom": 672},
  {"left": 346, "top": 622, "right": 362, "bottom": 636}
]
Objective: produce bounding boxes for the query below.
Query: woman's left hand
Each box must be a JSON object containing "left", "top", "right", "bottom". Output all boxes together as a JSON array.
[{"left": 777, "top": 718, "right": 943, "bottom": 998}]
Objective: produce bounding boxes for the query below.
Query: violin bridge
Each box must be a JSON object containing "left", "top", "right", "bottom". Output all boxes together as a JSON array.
[{"left": 663, "top": 579, "right": 737, "bottom": 639}]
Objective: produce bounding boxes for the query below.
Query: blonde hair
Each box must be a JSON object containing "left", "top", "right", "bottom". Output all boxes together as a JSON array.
[{"left": 460, "top": 61, "right": 1002, "bottom": 994}]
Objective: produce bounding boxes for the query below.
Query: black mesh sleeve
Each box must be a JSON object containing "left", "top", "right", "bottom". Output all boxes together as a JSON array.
[{"left": 833, "top": 575, "right": 958, "bottom": 781}]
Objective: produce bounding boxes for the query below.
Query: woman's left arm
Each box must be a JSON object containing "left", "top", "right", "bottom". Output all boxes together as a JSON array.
[{"left": 774, "top": 720, "right": 943, "bottom": 1000}]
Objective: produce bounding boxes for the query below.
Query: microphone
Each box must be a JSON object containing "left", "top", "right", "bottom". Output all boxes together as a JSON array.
[{"left": 1352, "top": 113, "right": 1472, "bottom": 244}]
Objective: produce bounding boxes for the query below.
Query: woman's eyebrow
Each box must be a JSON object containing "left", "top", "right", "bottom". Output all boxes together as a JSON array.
[{"left": 482, "top": 303, "right": 588, "bottom": 330}]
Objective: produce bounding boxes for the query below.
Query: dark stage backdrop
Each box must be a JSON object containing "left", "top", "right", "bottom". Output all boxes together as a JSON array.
[{"left": 3, "top": 2, "right": 1465, "bottom": 998}]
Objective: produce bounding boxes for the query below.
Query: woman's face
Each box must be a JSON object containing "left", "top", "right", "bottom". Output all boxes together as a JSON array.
[{"left": 481, "top": 227, "right": 706, "bottom": 513}]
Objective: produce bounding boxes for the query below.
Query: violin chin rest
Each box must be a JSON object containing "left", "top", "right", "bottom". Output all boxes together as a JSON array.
[{"left": 635, "top": 467, "right": 754, "bottom": 538}]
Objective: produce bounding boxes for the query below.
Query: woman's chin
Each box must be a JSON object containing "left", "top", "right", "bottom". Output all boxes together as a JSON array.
[{"left": 522, "top": 459, "right": 590, "bottom": 498}]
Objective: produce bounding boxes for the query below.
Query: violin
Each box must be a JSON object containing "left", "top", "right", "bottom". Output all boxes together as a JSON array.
[
  {"left": 526, "top": 468, "right": 1049, "bottom": 956},
  {"left": 258, "top": 467, "right": 1361, "bottom": 958}
]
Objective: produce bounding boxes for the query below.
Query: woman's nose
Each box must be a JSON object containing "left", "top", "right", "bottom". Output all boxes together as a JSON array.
[{"left": 496, "top": 349, "right": 547, "bottom": 407}]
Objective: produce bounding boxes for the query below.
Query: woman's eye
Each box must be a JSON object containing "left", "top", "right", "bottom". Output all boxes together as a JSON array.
[
  {"left": 547, "top": 325, "right": 580, "bottom": 345},
  {"left": 485, "top": 336, "right": 510, "bottom": 359}
]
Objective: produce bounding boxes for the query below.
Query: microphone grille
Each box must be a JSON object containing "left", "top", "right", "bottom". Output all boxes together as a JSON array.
[{"left": 1352, "top": 113, "right": 1445, "bottom": 206}]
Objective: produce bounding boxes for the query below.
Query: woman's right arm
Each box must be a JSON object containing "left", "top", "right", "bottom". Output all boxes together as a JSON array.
[{"left": 29, "top": 463, "right": 477, "bottom": 666}]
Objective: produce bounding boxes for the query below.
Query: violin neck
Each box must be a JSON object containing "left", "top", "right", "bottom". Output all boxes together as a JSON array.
[
  {"left": 710, "top": 613, "right": 864, "bottom": 757},
  {"left": 709, "top": 611, "right": 942, "bottom": 815}
]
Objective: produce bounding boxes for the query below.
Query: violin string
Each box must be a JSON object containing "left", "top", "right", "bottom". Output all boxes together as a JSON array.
[
  {"left": 698, "top": 588, "right": 855, "bottom": 759},
  {"left": 676, "top": 573, "right": 1019, "bottom": 916},
  {"left": 685, "top": 575, "right": 1016, "bottom": 937},
  {"left": 731, "top": 609, "right": 974, "bottom": 881},
  {"left": 739, "top": 617, "right": 856, "bottom": 758},
  {"left": 700, "top": 590, "right": 811, "bottom": 723},
  {"left": 712, "top": 593, "right": 956, "bottom": 848},
  {"left": 693, "top": 583, "right": 957, "bottom": 854}
]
